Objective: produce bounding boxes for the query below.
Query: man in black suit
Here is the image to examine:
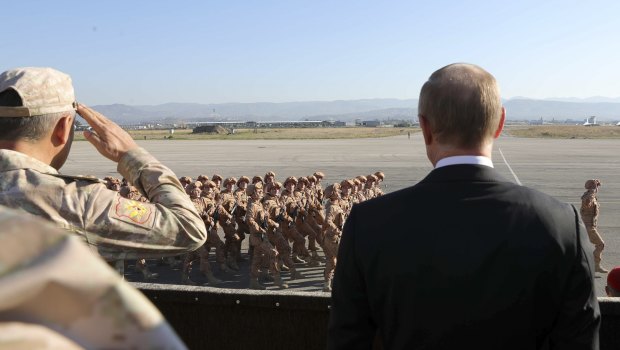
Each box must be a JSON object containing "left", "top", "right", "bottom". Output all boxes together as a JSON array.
[{"left": 328, "top": 63, "right": 600, "bottom": 350}]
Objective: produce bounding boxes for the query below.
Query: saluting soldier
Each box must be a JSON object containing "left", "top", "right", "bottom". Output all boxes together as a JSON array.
[
  {"left": 313, "top": 171, "right": 325, "bottom": 202},
  {"left": 245, "top": 183, "right": 285, "bottom": 289}
]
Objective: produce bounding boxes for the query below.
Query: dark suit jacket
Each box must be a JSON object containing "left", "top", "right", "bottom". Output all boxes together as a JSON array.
[{"left": 328, "top": 164, "right": 600, "bottom": 350}]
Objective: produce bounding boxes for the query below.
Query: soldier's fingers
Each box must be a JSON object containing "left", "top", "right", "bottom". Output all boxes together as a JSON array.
[
  {"left": 83, "top": 128, "right": 103, "bottom": 148},
  {"left": 77, "top": 104, "right": 110, "bottom": 133}
]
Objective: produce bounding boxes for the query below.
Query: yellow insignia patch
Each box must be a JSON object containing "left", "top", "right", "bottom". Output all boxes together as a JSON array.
[{"left": 114, "top": 197, "right": 153, "bottom": 225}]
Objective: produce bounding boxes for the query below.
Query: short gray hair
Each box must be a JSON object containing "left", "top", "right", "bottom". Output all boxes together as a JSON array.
[{"left": 418, "top": 63, "right": 502, "bottom": 149}]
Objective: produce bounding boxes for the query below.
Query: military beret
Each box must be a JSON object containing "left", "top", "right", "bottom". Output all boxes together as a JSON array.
[
  {"left": 237, "top": 176, "right": 250, "bottom": 185},
  {"left": 212, "top": 174, "right": 223, "bottom": 181},
  {"left": 224, "top": 177, "right": 238, "bottom": 186},
  {"left": 313, "top": 171, "right": 325, "bottom": 179},
  {"left": 252, "top": 175, "right": 263, "bottom": 184},
  {"left": 374, "top": 171, "right": 385, "bottom": 180},
  {"left": 585, "top": 179, "right": 601, "bottom": 190},
  {"left": 608, "top": 266, "right": 620, "bottom": 292},
  {"left": 284, "top": 176, "right": 298, "bottom": 185}
]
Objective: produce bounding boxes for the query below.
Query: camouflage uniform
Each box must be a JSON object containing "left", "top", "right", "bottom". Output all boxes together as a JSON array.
[
  {"left": 263, "top": 184, "right": 304, "bottom": 281},
  {"left": 322, "top": 184, "right": 345, "bottom": 292},
  {"left": 245, "top": 183, "right": 282, "bottom": 289},
  {"left": 218, "top": 177, "right": 240, "bottom": 270},
  {"left": 0, "top": 206, "right": 186, "bottom": 349},
  {"left": 234, "top": 176, "right": 251, "bottom": 260},
  {"left": 200, "top": 180, "right": 229, "bottom": 274},
  {"left": 580, "top": 179, "right": 607, "bottom": 273},
  {"left": 181, "top": 181, "right": 222, "bottom": 285},
  {"left": 0, "top": 148, "right": 206, "bottom": 260},
  {"left": 281, "top": 177, "right": 311, "bottom": 263},
  {"left": 374, "top": 171, "right": 385, "bottom": 197},
  {"left": 294, "top": 178, "right": 320, "bottom": 265}
]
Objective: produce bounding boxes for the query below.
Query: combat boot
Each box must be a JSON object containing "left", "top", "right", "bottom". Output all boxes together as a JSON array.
[
  {"left": 323, "top": 278, "right": 332, "bottom": 292},
  {"left": 289, "top": 270, "right": 305, "bottom": 281},
  {"left": 249, "top": 278, "right": 266, "bottom": 290},
  {"left": 227, "top": 256, "right": 240, "bottom": 271},
  {"left": 306, "top": 259, "right": 320, "bottom": 267},
  {"left": 274, "top": 276, "right": 289, "bottom": 289},
  {"left": 311, "top": 250, "right": 325, "bottom": 263},
  {"left": 181, "top": 272, "right": 197, "bottom": 286},
  {"left": 292, "top": 254, "right": 306, "bottom": 264},
  {"left": 278, "top": 259, "right": 290, "bottom": 272},
  {"left": 596, "top": 264, "right": 609, "bottom": 273},
  {"left": 204, "top": 271, "right": 222, "bottom": 285},
  {"left": 220, "top": 263, "right": 232, "bottom": 273}
]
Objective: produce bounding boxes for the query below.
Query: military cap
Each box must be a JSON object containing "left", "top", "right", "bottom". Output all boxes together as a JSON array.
[
  {"left": 324, "top": 183, "right": 341, "bottom": 198},
  {"left": 313, "top": 171, "right": 325, "bottom": 179},
  {"left": 247, "top": 182, "right": 264, "bottom": 196},
  {"left": 273, "top": 181, "right": 283, "bottom": 189},
  {"left": 366, "top": 174, "right": 378, "bottom": 183},
  {"left": 0, "top": 67, "right": 77, "bottom": 117},
  {"left": 265, "top": 171, "right": 276, "bottom": 178},
  {"left": 104, "top": 176, "right": 115, "bottom": 182},
  {"left": 307, "top": 175, "right": 317, "bottom": 183},
  {"left": 298, "top": 176, "right": 309, "bottom": 185},
  {"left": 203, "top": 180, "right": 217, "bottom": 188},
  {"left": 212, "top": 174, "right": 223, "bottom": 181},
  {"left": 374, "top": 171, "right": 385, "bottom": 180},
  {"left": 190, "top": 181, "right": 203, "bottom": 190},
  {"left": 237, "top": 176, "right": 250, "bottom": 185},
  {"left": 284, "top": 176, "right": 298, "bottom": 186},
  {"left": 252, "top": 175, "right": 263, "bottom": 184},
  {"left": 356, "top": 175, "right": 367, "bottom": 183},
  {"left": 223, "top": 177, "right": 238, "bottom": 186},
  {"left": 608, "top": 266, "right": 620, "bottom": 292},
  {"left": 585, "top": 179, "right": 601, "bottom": 190},
  {"left": 196, "top": 175, "right": 209, "bottom": 183},
  {"left": 340, "top": 179, "right": 355, "bottom": 188},
  {"left": 352, "top": 178, "right": 361, "bottom": 186},
  {"left": 179, "top": 176, "right": 193, "bottom": 183}
]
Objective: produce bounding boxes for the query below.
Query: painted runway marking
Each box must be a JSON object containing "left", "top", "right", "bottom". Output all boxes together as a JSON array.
[{"left": 498, "top": 148, "right": 522, "bottom": 185}]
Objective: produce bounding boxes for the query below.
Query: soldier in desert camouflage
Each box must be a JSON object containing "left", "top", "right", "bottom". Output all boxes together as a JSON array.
[
  {"left": 306, "top": 175, "right": 326, "bottom": 263},
  {"left": 281, "top": 176, "right": 311, "bottom": 264},
  {"left": 234, "top": 176, "right": 251, "bottom": 260},
  {"left": 264, "top": 170, "right": 276, "bottom": 194},
  {"left": 364, "top": 174, "right": 378, "bottom": 200},
  {"left": 313, "top": 171, "right": 325, "bottom": 202},
  {"left": 218, "top": 177, "right": 241, "bottom": 270},
  {"left": 245, "top": 183, "right": 286, "bottom": 289},
  {"left": 0, "top": 206, "right": 187, "bottom": 349},
  {"left": 179, "top": 176, "right": 193, "bottom": 190},
  {"left": 355, "top": 175, "right": 368, "bottom": 203},
  {"left": 374, "top": 171, "right": 385, "bottom": 197},
  {"left": 262, "top": 182, "right": 304, "bottom": 281},
  {"left": 322, "top": 183, "right": 346, "bottom": 292},
  {"left": 294, "top": 177, "right": 321, "bottom": 266},
  {"left": 339, "top": 179, "right": 355, "bottom": 217},
  {"left": 181, "top": 181, "right": 222, "bottom": 285},
  {"left": 0, "top": 67, "right": 206, "bottom": 263},
  {"left": 581, "top": 179, "right": 608, "bottom": 273}
]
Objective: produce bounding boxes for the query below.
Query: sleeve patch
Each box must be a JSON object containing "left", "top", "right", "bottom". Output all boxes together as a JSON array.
[{"left": 113, "top": 196, "right": 154, "bottom": 226}]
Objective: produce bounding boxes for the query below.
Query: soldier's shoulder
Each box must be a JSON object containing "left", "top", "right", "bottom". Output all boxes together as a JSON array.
[{"left": 48, "top": 173, "right": 106, "bottom": 184}]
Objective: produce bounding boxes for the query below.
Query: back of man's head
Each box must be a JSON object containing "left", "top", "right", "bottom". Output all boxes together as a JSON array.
[
  {"left": 0, "top": 67, "right": 76, "bottom": 142},
  {"left": 418, "top": 63, "right": 502, "bottom": 149}
]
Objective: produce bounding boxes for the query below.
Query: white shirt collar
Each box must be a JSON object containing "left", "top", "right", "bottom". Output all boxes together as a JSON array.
[{"left": 435, "top": 155, "right": 494, "bottom": 169}]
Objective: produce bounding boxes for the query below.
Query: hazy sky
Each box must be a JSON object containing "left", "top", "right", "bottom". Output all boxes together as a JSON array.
[{"left": 3, "top": 1, "right": 620, "bottom": 105}]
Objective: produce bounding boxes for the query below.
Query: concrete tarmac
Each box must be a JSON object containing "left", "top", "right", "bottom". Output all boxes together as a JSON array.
[{"left": 62, "top": 132, "right": 620, "bottom": 296}]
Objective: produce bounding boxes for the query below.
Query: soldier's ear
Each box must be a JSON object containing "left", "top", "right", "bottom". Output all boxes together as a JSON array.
[{"left": 51, "top": 113, "right": 74, "bottom": 147}]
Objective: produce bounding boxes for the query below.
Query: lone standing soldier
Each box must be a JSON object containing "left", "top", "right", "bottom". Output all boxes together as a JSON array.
[
  {"left": 581, "top": 179, "right": 608, "bottom": 273},
  {"left": 0, "top": 67, "right": 206, "bottom": 260}
]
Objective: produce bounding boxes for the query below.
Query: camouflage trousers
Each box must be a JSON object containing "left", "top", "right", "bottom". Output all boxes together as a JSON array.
[
  {"left": 323, "top": 232, "right": 340, "bottom": 281},
  {"left": 586, "top": 226, "right": 605, "bottom": 265},
  {"left": 182, "top": 246, "right": 212, "bottom": 276},
  {"left": 268, "top": 229, "right": 295, "bottom": 271},
  {"left": 282, "top": 224, "right": 309, "bottom": 257},
  {"left": 249, "top": 233, "right": 279, "bottom": 279},
  {"left": 205, "top": 228, "right": 226, "bottom": 264},
  {"left": 296, "top": 219, "right": 319, "bottom": 253},
  {"left": 221, "top": 222, "right": 240, "bottom": 259}
]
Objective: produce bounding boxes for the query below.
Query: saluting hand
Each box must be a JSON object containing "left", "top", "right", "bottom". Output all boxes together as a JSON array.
[{"left": 77, "top": 104, "right": 139, "bottom": 163}]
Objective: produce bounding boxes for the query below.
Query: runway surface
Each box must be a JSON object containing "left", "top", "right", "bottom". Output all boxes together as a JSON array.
[{"left": 62, "top": 132, "right": 620, "bottom": 296}]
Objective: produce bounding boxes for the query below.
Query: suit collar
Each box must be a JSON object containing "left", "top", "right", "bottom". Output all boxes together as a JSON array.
[{"left": 421, "top": 164, "right": 509, "bottom": 184}]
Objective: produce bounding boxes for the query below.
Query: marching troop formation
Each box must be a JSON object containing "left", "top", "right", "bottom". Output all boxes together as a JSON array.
[{"left": 104, "top": 170, "right": 385, "bottom": 291}]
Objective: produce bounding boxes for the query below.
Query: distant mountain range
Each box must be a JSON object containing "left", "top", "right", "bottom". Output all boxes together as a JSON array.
[{"left": 90, "top": 98, "right": 620, "bottom": 124}]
